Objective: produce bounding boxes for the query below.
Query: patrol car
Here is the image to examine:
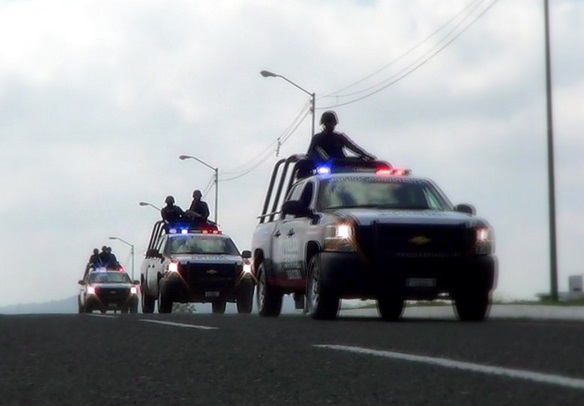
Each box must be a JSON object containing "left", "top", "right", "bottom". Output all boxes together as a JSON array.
[
  {"left": 78, "top": 270, "right": 140, "bottom": 313},
  {"left": 251, "top": 156, "right": 498, "bottom": 321},
  {"left": 139, "top": 220, "right": 255, "bottom": 314}
]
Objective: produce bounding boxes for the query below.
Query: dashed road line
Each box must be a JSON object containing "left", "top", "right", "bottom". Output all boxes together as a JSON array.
[
  {"left": 87, "top": 314, "right": 118, "bottom": 319},
  {"left": 315, "top": 344, "right": 584, "bottom": 391},
  {"left": 139, "top": 319, "right": 218, "bottom": 330}
]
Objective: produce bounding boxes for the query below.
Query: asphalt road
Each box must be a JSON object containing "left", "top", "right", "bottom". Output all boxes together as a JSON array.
[{"left": 1, "top": 310, "right": 584, "bottom": 406}]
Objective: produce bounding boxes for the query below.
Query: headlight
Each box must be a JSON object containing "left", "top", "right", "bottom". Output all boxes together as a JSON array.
[
  {"left": 167, "top": 261, "right": 180, "bottom": 273},
  {"left": 130, "top": 286, "right": 138, "bottom": 294},
  {"left": 87, "top": 286, "right": 96, "bottom": 295},
  {"left": 242, "top": 263, "right": 252, "bottom": 274},
  {"left": 474, "top": 226, "right": 494, "bottom": 254},
  {"left": 323, "top": 222, "right": 356, "bottom": 252}
]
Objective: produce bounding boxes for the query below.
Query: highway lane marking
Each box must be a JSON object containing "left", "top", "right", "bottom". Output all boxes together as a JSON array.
[
  {"left": 87, "top": 314, "right": 117, "bottom": 319},
  {"left": 139, "top": 319, "right": 218, "bottom": 330},
  {"left": 315, "top": 344, "right": 584, "bottom": 391}
]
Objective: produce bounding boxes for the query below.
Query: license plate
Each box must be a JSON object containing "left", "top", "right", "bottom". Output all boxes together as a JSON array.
[
  {"left": 406, "top": 278, "right": 436, "bottom": 288},
  {"left": 108, "top": 303, "right": 117, "bottom": 308},
  {"left": 205, "top": 291, "right": 220, "bottom": 297}
]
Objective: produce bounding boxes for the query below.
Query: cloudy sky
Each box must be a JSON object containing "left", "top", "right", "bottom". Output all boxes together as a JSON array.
[{"left": 0, "top": 0, "right": 582, "bottom": 307}]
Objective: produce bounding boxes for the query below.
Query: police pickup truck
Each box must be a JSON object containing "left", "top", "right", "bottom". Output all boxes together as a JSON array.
[
  {"left": 251, "top": 156, "right": 497, "bottom": 321},
  {"left": 140, "top": 220, "right": 255, "bottom": 314}
]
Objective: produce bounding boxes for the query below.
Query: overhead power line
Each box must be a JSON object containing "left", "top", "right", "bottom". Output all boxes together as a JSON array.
[
  {"left": 321, "top": 0, "right": 487, "bottom": 99},
  {"left": 319, "top": 0, "right": 500, "bottom": 109}
]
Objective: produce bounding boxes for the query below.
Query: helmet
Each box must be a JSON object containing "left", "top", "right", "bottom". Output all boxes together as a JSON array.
[
  {"left": 193, "top": 190, "right": 202, "bottom": 198},
  {"left": 93, "top": 248, "right": 99, "bottom": 255},
  {"left": 165, "top": 195, "right": 175, "bottom": 205},
  {"left": 320, "top": 111, "right": 338, "bottom": 125}
]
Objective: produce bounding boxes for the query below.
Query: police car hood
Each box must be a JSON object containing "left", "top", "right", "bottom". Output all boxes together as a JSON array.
[
  {"left": 330, "top": 208, "right": 480, "bottom": 226},
  {"left": 171, "top": 254, "right": 242, "bottom": 264}
]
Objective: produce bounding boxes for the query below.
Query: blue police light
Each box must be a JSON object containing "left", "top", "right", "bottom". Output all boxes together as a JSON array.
[{"left": 316, "top": 165, "right": 331, "bottom": 175}]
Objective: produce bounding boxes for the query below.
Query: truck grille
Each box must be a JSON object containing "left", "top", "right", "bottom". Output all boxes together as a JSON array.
[
  {"left": 182, "top": 263, "right": 238, "bottom": 290},
  {"left": 95, "top": 287, "right": 130, "bottom": 302},
  {"left": 356, "top": 223, "right": 470, "bottom": 261}
]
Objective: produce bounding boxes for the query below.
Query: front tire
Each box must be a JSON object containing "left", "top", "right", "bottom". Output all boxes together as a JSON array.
[
  {"left": 305, "top": 254, "right": 339, "bottom": 320},
  {"left": 256, "top": 263, "right": 283, "bottom": 317},
  {"left": 236, "top": 279, "right": 254, "bottom": 314},
  {"left": 454, "top": 291, "right": 490, "bottom": 321},
  {"left": 142, "top": 293, "right": 155, "bottom": 314},
  {"left": 158, "top": 287, "right": 173, "bottom": 314},
  {"left": 212, "top": 300, "right": 226, "bottom": 314}
]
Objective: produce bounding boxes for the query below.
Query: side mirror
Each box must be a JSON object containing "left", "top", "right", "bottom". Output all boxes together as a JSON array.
[
  {"left": 455, "top": 204, "right": 475, "bottom": 215},
  {"left": 241, "top": 250, "right": 252, "bottom": 259},
  {"left": 133, "top": 280, "right": 140, "bottom": 285},
  {"left": 78, "top": 280, "right": 85, "bottom": 285},
  {"left": 146, "top": 248, "right": 161, "bottom": 258},
  {"left": 282, "top": 200, "right": 311, "bottom": 217}
]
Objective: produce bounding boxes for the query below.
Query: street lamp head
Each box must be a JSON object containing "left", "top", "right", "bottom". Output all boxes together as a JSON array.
[
  {"left": 108, "top": 236, "right": 117, "bottom": 240},
  {"left": 139, "top": 202, "right": 148, "bottom": 206},
  {"left": 179, "top": 155, "right": 191, "bottom": 160},
  {"left": 260, "top": 70, "right": 276, "bottom": 78}
]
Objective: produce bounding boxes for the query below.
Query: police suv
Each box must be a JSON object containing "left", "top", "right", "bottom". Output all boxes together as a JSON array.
[
  {"left": 251, "top": 156, "right": 498, "bottom": 321},
  {"left": 140, "top": 220, "right": 255, "bottom": 314},
  {"left": 78, "top": 270, "right": 140, "bottom": 314}
]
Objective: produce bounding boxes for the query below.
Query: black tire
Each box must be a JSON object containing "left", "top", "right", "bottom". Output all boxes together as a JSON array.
[
  {"left": 377, "top": 294, "right": 405, "bottom": 321},
  {"left": 158, "top": 288, "right": 173, "bottom": 314},
  {"left": 236, "top": 279, "right": 254, "bottom": 314},
  {"left": 212, "top": 300, "right": 226, "bottom": 314},
  {"left": 256, "top": 263, "right": 283, "bottom": 317},
  {"left": 454, "top": 291, "right": 490, "bottom": 322},
  {"left": 305, "top": 254, "right": 339, "bottom": 320},
  {"left": 130, "top": 302, "right": 138, "bottom": 314},
  {"left": 142, "top": 293, "right": 155, "bottom": 314}
]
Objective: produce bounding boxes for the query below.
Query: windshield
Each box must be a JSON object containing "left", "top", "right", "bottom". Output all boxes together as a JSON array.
[
  {"left": 88, "top": 272, "right": 132, "bottom": 284},
  {"left": 317, "top": 177, "right": 451, "bottom": 211},
  {"left": 166, "top": 235, "right": 240, "bottom": 255}
]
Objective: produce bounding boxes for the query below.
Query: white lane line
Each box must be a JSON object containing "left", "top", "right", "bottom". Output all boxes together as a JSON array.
[
  {"left": 139, "top": 319, "right": 218, "bottom": 330},
  {"left": 315, "top": 344, "right": 584, "bottom": 391},
  {"left": 87, "top": 314, "right": 117, "bottom": 319}
]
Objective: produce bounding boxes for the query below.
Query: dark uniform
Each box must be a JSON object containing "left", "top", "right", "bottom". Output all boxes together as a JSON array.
[
  {"left": 306, "top": 110, "right": 375, "bottom": 161},
  {"left": 161, "top": 195, "right": 184, "bottom": 223}
]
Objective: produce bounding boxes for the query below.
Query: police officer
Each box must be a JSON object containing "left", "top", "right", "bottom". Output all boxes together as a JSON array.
[
  {"left": 306, "top": 111, "right": 376, "bottom": 161},
  {"left": 160, "top": 195, "right": 185, "bottom": 223},
  {"left": 84, "top": 248, "right": 102, "bottom": 277},
  {"left": 185, "top": 190, "right": 210, "bottom": 223}
]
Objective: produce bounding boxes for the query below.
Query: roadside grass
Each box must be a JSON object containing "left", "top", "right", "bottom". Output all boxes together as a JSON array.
[{"left": 347, "top": 297, "right": 584, "bottom": 310}]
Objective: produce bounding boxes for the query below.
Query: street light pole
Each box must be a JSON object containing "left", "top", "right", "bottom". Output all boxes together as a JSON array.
[
  {"left": 108, "top": 236, "right": 135, "bottom": 280},
  {"left": 139, "top": 201, "right": 161, "bottom": 211},
  {"left": 544, "top": 0, "right": 558, "bottom": 301},
  {"left": 260, "top": 70, "right": 316, "bottom": 137},
  {"left": 179, "top": 155, "right": 219, "bottom": 224}
]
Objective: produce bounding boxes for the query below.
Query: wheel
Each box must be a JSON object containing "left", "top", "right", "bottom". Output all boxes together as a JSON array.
[
  {"left": 305, "top": 254, "right": 339, "bottom": 320},
  {"left": 256, "top": 263, "right": 283, "bottom": 317},
  {"left": 454, "top": 291, "right": 490, "bottom": 321},
  {"left": 142, "top": 293, "right": 155, "bottom": 314},
  {"left": 212, "top": 300, "right": 226, "bottom": 314},
  {"left": 130, "top": 302, "right": 138, "bottom": 314},
  {"left": 377, "top": 294, "right": 405, "bottom": 321},
  {"left": 77, "top": 298, "right": 83, "bottom": 314},
  {"left": 158, "top": 287, "right": 173, "bottom": 314},
  {"left": 236, "top": 279, "right": 254, "bottom": 314}
]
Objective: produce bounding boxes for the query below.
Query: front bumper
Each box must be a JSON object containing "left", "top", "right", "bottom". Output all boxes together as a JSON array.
[
  {"left": 85, "top": 294, "right": 139, "bottom": 311},
  {"left": 320, "top": 251, "right": 497, "bottom": 299},
  {"left": 160, "top": 271, "right": 255, "bottom": 303}
]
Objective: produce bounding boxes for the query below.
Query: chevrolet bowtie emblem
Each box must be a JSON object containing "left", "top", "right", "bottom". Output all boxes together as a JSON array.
[
  {"left": 409, "top": 236, "right": 431, "bottom": 245},
  {"left": 207, "top": 269, "right": 218, "bottom": 275}
]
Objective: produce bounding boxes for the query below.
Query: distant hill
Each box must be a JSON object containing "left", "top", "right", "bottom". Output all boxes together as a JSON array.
[{"left": 0, "top": 296, "right": 77, "bottom": 315}]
